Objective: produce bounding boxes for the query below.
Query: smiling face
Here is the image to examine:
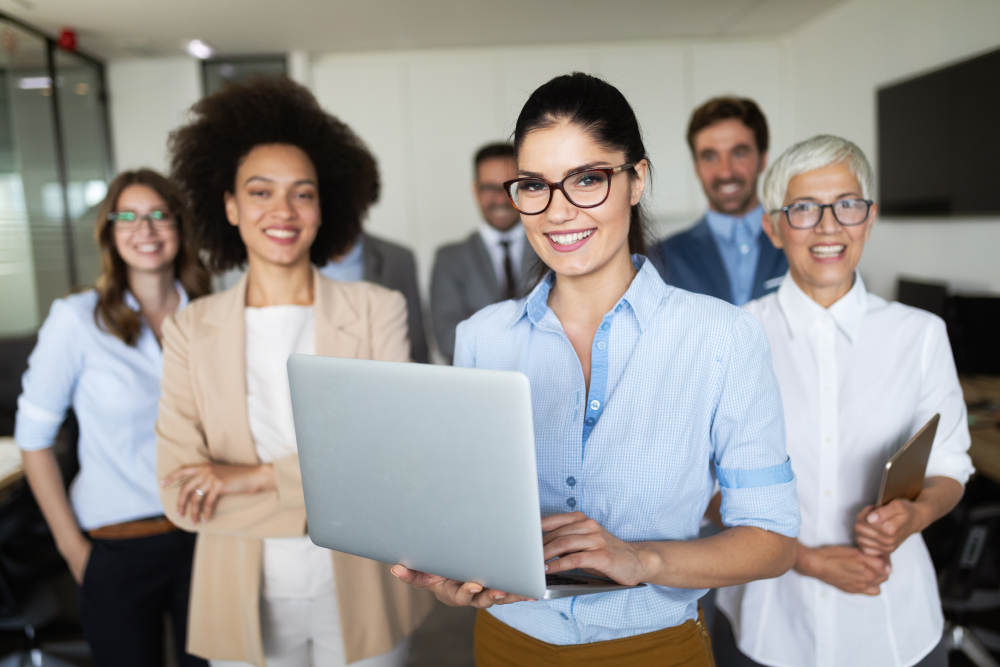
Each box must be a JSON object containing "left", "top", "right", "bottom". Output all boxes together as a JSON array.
[
  {"left": 224, "top": 143, "right": 320, "bottom": 271},
  {"left": 693, "top": 118, "right": 767, "bottom": 216},
  {"left": 517, "top": 121, "right": 646, "bottom": 280},
  {"left": 763, "top": 161, "right": 876, "bottom": 307},
  {"left": 113, "top": 184, "right": 179, "bottom": 275},
  {"left": 475, "top": 157, "right": 520, "bottom": 231}
]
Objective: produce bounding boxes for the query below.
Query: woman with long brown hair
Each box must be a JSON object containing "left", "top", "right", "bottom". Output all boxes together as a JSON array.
[{"left": 15, "top": 169, "right": 211, "bottom": 666}]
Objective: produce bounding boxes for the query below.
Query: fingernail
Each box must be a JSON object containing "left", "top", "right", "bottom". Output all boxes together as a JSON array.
[
  {"left": 469, "top": 586, "right": 482, "bottom": 594},
  {"left": 390, "top": 566, "right": 401, "bottom": 577},
  {"left": 494, "top": 594, "right": 506, "bottom": 600},
  {"left": 886, "top": 565, "right": 892, "bottom": 574},
  {"left": 867, "top": 513, "right": 878, "bottom": 523},
  {"left": 544, "top": 564, "right": 549, "bottom": 572}
]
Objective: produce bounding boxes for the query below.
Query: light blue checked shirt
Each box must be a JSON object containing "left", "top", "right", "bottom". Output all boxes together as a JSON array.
[{"left": 454, "top": 256, "right": 800, "bottom": 645}]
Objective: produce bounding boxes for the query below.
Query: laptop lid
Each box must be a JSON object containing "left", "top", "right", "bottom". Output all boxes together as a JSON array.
[{"left": 288, "top": 355, "right": 548, "bottom": 599}]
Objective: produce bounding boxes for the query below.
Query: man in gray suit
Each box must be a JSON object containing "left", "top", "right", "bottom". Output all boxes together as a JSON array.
[
  {"left": 320, "top": 232, "right": 429, "bottom": 363},
  {"left": 431, "top": 143, "right": 538, "bottom": 363}
]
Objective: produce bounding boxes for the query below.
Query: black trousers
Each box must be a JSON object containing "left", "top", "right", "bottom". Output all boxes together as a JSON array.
[{"left": 79, "top": 529, "right": 207, "bottom": 667}]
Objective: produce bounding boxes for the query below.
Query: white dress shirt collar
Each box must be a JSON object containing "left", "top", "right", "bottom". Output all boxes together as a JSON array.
[
  {"left": 478, "top": 220, "right": 524, "bottom": 246},
  {"left": 776, "top": 271, "right": 867, "bottom": 344}
]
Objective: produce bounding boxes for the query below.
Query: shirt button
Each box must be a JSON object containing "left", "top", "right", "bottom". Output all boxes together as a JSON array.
[
  {"left": 585, "top": 417, "right": 595, "bottom": 426},
  {"left": 741, "top": 244, "right": 750, "bottom": 254},
  {"left": 824, "top": 489, "right": 832, "bottom": 497},
  {"left": 596, "top": 341, "right": 606, "bottom": 350},
  {"left": 824, "top": 436, "right": 832, "bottom": 443},
  {"left": 560, "top": 612, "right": 569, "bottom": 620},
  {"left": 614, "top": 304, "right": 622, "bottom": 312},
  {"left": 823, "top": 385, "right": 831, "bottom": 392},
  {"left": 819, "top": 591, "right": 827, "bottom": 599},
  {"left": 589, "top": 400, "right": 600, "bottom": 411},
  {"left": 566, "top": 476, "right": 576, "bottom": 487},
  {"left": 600, "top": 322, "right": 610, "bottom": 331},
  {"left": 567, "top": 497, "right": 576, "bottom": 508}
]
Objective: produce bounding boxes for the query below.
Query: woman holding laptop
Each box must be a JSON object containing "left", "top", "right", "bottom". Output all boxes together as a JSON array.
[
  {"left": 394, "top": 72, "right": 801, "bottom": 666},
  {"left": 156, "top": 77, "right": 433, "bottom": 667},
  {"left": 711, "top": 136, "right": 974, "bottom": 667}
]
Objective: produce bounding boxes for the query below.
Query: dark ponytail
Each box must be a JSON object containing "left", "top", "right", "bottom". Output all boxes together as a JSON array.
[{"left": 513, "top": 72, "right": 652, "bottom": 258}]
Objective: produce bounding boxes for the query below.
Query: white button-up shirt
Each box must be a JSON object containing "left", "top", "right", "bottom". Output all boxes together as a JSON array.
[{"left": 716, "top": 273, "right": 974, "bottom": 667}]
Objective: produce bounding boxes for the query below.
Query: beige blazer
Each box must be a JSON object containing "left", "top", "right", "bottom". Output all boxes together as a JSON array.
[{"left": 156, "top": 269, "right": 435, "bottom": 666}]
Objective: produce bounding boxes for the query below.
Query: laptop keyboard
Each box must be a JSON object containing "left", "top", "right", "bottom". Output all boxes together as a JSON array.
[{"left": 546, "top": 574, "right": 590, "bottom": 586}]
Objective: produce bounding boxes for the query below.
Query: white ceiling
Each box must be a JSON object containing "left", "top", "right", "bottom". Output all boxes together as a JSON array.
[{"left": 0, "top": 0, "right": 846, "bottom": 60}]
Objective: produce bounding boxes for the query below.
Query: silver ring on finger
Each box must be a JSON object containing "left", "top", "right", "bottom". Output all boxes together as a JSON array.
[{"left": 195, "top": 488, "right": 205, "bottom": 497}]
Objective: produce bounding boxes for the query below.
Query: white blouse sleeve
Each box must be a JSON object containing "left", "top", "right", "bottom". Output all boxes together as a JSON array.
[{"left": 920, "top": 315, "right": 975, "bottom": 485}]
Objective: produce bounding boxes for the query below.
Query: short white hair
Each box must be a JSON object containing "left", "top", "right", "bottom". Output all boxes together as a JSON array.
[{"left": 761, "top": 134, "right": 874, "bottom": 214}]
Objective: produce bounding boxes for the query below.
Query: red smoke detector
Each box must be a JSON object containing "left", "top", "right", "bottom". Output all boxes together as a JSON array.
[{"left": 57, "top": 29, "right": 77, "bottom": 52}]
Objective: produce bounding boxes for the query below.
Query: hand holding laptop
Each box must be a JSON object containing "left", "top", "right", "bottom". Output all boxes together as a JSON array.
[
  {"left": 853, "top": 476, "right": 963, "bottom": 558},
  {"left": 391, "top": 510, "right": 646, "bottom": 608}
]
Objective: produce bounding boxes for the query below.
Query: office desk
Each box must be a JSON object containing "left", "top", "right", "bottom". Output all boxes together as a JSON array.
[
  {"left": 961, "top": 376, "right": 1000, "bottom": 484},
  {"left": 0, "top": 437, "right": 23, "bottom": 494}
]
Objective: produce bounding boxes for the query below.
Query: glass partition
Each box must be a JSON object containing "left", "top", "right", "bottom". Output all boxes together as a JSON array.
[
  {"left": 0, "top": 16, "right": 111, "bottom": 336},
  {"left": 55, "top": 48, "right": 112, "bottom": 287}
]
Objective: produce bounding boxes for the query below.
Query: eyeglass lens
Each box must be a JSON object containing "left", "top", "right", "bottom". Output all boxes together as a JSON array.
[
  {"left": 112, "top": 210, "right": 174, "bottom": 230},
  {"left": 787, "top": 199, "right": 870, "bottom": 229},
  {"left": 508, "top": 170, "right": 611, "bottom": 215}
]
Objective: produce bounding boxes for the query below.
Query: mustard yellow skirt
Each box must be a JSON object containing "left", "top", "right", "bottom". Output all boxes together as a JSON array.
[{"left": 474, "top": 606, "right": 715, "bottom": 667}]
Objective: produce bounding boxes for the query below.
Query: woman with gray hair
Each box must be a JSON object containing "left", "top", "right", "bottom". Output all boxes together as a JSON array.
[{"left": 711, "top": 135, "right": 974, "bottom": 667}]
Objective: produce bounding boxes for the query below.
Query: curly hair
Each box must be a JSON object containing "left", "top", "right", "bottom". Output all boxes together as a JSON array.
[
  {"left": 168, "top": 76, "right": 379, "bottom": 272},
  {"left": 94, "top": 169, "right": 212, "bottom": 345}
]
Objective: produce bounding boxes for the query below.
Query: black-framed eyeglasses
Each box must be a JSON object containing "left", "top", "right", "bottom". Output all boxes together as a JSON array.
[
  {"left": 503, "top": 163, "right": 634, "bottom": 215},
  {"left": 108, "top": 209, "right": 176, "bottom": 232},
  {"left": 771, "top": 198, "right": 874, "bottom": 230}
]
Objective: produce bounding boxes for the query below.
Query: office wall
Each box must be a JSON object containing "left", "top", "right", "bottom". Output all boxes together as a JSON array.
[
  {"left": 787, "top": 0, "right": 1000, "bottom": 297},
  {"left": 107, "top": 57, "right": 201, "bottom": 174}
]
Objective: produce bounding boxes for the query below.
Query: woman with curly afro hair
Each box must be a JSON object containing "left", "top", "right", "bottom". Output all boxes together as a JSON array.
[{"left": 155, "top": 76, "right": 434, "bottom": 667}]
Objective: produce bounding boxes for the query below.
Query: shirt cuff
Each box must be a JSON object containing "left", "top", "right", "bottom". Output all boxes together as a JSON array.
[
  {"left": 720, "top": 479, "right": 801, "bottom": 538},
  {"left": 716, "top": 459, "right": 793, "bottom": 489},
  {"left": 14, "top": 398, "right": 64, "bottom": 452}
]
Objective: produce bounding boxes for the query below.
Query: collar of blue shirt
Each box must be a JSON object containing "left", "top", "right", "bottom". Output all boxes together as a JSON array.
[
  {"left": 513, "top": 255, "right": 663, "bottom": 333},
  {"left": 123, "top": 280, "right": 190, "bottom": 313},
  {"left": 705, "top": 204, "right": 764, "bottom": 242},
  {"left": 775, "top": 270, "right": 868, "bottom": 344}
]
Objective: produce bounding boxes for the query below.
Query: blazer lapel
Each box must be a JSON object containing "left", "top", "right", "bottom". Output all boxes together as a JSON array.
[
  {"left": 690, "top": 218, "right": 733, "bottom": 303},
  {"left": 314, "top": 269, "right": 364, "bottom": 359},
  {"left": 751, "top": 233, "right": 788, "bottom": 299},
  {"left": 199, "top": 272, "right": 259, "bottom": 464},
  {"left": 469, "top": 233, "right": 501, "bottom": 301}
]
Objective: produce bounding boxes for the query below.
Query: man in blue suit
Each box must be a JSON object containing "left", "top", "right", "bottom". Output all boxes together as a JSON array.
[{"left": 652, "top": 97, "right": 787, "bottom": 305}]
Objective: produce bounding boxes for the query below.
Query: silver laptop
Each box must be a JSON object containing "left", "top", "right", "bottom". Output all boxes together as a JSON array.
[{"left": 287, "top": 354, "right": 644, "bottom": 600}]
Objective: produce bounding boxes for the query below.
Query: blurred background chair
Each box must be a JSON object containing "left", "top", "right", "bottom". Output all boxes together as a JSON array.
[{"left": 929, "top": 476, "right": 1000, "bottom": 667}]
